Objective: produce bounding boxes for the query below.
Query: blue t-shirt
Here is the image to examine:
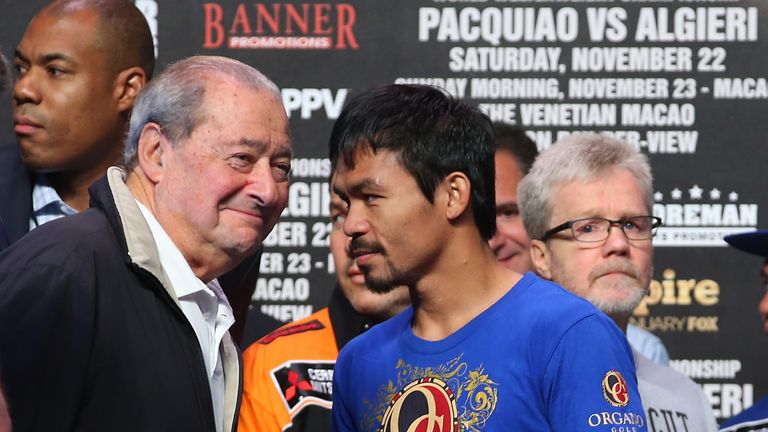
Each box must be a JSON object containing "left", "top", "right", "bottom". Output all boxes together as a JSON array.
[{"left": 332, "top": 272, "right": 647, "bottom": 431}]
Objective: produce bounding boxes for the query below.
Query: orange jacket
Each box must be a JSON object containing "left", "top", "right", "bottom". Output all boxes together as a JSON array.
[{"left": 239, "top": 288, "right": 371, "bottom": 432}]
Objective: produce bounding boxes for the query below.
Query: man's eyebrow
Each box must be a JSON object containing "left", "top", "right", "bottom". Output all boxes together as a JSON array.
[
  {"left": 332, "top": 184, "right": 347, "bottom": 198},
  {"left": 347, "top": 178, "right": 386, "bottom": 195},
  {"left": 329, "top": 201, "right": 346, "bottom": 212},
  {"left": 15, "top": 49, "right": 76, "bottom": 65},
  {"left": 235, "top": 138, "right": 293, "bottom": 158},
  {"left": 496, "top": 202, "right": 519, "bottom": 211},
  {"left": 40, "top": 53, "right": 76, "bottom": 64}
]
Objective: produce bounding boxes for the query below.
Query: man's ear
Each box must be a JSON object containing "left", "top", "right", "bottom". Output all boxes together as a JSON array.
[
  {"left": 114, "top": 66, "right": 147, "bottom": 113},
  {"left": 443, "top": 172, "right": 471, "bottom": 221},
  {"left": 530, "top": 239, "right": 553, "bottom": 280},
  {"left": 137, "top": 122, "right": 166, "bottom": 183}
]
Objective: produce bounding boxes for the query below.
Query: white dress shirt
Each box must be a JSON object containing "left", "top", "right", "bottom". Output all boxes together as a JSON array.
[{"left": 137, "top": 202, "right": 234, "bottom": 432}]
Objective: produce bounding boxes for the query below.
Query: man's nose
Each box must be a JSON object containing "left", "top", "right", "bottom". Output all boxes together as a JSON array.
[
  {"left": 601, "top": 223, "right": 631, "bottom": 257},
  {"left": 343, "top": 202, "right": 371, "bottom": 238},
  {"left": 245, "top": 162, "right": 280, "bottom": 208},
  {"left": 13, "top": 69, "right": 42, "bottom": 106}
]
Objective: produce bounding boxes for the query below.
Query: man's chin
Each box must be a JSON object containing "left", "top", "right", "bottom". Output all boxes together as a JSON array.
[
  {"left": 223, "top": 238, "right": 261, "bottom": 260},
  {"left": 362, "top": 273, "right": 398, "bottom": 295},
  {"left": 588, "top": 287, "right": 646, "bottom": 315},
  {"left": 18, "top": 148, "right": 59, "bottom": 173}
]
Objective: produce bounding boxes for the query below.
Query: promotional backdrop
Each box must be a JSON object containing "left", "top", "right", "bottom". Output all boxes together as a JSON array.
[{"left": 1, "top": 0, "right": 766, "bottom": 422}]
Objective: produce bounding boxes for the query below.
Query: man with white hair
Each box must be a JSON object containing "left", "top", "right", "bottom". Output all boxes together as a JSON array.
[
  {"left": 519, "top": 133, "right": 717, "bottom": 432},
  {"left": 0, "top": 56, "right": 291, "bottom": 432},
  {"left": 489, "top": 124, "right": 670, "bottom": 366}
]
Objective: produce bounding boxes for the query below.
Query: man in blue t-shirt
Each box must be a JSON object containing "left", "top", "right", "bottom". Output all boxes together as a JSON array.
[{"left": 329, "top": 84, "right": 647, "bottom": 431}]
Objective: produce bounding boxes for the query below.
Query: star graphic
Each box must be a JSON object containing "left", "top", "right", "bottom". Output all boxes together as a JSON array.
[
  {"left": 729, "top": 191, "right": 739, "bottom": 202},
  {"left": 710, "top": 188, "right": 721, "bottom": 200},
  {"left": 653, "top": 191, "right": 663, "bottom": 201},
  {"left": 689, "top": 185, "right": 703, "bottom": 200},
  {"left": 670, "top": 188, "right": 683, "bottom": 200}
]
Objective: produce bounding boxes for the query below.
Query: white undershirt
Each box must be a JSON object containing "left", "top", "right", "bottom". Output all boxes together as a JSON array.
[{"left": 137, "top": 202, "right": 234, "bottom": 432}]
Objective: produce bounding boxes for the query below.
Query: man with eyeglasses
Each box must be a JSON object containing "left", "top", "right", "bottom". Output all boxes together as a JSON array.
[
  {"left": 489, "top": 124, "right": 671, "bottom": 366},
  {"left": 519, "top": 133, "right": 718, "bottom": 432}
]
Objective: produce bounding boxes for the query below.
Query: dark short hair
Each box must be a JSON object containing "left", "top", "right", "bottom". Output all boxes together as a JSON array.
[
  {"left": 493, "top": 122, "right": 538, "bottom": 175},
  {"left": 329, "top": 84, "right": 496, "bottom": 240},
  {"left": 45, "top": 0, "right": 155, "bottom": 78}
]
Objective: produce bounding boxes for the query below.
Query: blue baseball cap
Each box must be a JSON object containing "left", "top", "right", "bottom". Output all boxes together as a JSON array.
[{"left": 724, "top": 230, "right": 768, "bottom": 257}]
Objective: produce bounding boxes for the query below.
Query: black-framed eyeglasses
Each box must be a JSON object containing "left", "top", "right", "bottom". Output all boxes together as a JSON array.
[{"left": 541, "top": 216, "right": 662, "bottom": 242}]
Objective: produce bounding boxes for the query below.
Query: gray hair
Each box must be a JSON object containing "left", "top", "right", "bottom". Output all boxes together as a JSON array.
[
  {"left": 518, "top": 133, "right": 653, "bottom": 240},
  {"left": 123, "top": 55, "right": 281, "bottom": 167}
]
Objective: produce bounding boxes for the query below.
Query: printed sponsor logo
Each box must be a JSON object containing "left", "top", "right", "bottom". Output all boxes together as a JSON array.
[
  {"left": 701, "top": 383, "right": 755, "bottom": 419},
  {"left": 670, "top": 359, "right": 741, "bottom": 380},
  {"left": 282, "top": 88, "right": 348, "bottom": 120},
  {"left": 203, "top": 3, "right": 359, "bottom": 50},
  {"left": 367, "top": 356, "right": 497, "bottom": 431},
  {"left": 271, "top": 360, "right": 335, "bottom": 412},
  {"left": 587, "top": 411, "right": 645, "bottom": 429},
  {"left": 652, "top": 186, "right": 757, "bottom": 247},
  {"left": 379, "top": 377, "right": 459, "bottom": 432},
  {"left": 631, "top": 268, "right": 721, "bottom": 334},
  {"left": 602, "top": 370, "right": 630, "bottom": 407},
  {"left": 634, "top": 268, "right": 720, "bottom": 316}
]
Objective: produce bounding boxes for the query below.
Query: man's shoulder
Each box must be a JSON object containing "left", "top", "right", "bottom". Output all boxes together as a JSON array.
[
  {"left": 512, "top": 273, "right": 605, "bottom": 328},
  {"left": 627, "top": 324, "right": 670, "bottom": 364},
  {"left": 21, "top": 207, "right": 109, "bottom": 244},
  {"left": 635, "top": 350, "right": 704, "bottom": 395},
  {"left": 256, "top": 308, "right": 333, "bottom": 345},
  {"left": 720, "top": 395, "right": 768, "bottom": 431},
  {"left": 338, "top": 307, "right": 409, "bottom": 360},
  {"left": 0, "top": 208, "right": 113, "bottom": 270},
  {"left": 242, "top": 308, "right": 337, "bottom": 371},
  {"left": 635, "top": 351, "right": 718, "bottom": 429}
]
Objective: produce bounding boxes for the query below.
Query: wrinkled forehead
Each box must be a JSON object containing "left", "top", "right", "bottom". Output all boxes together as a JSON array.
[
  {"left": 201, "top": 82, "right": 289, "bottom": 135},
  {"left": 548, "top": 171, "right": 648, "bottom": 221}
]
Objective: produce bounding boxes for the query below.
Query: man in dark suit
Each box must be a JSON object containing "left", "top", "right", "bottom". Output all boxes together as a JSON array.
[
  {"left": 0, "top": 54, "right": 291, "bottom": 432},
  {"left": 0, "top": 0, "right": 278, "bottom": 342},
  {"left": 0, "top": 0, "right": 153, "bottom": 248},
  {"left": 0, "top": 47, "right": 11, "bottom": 432}
]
